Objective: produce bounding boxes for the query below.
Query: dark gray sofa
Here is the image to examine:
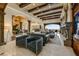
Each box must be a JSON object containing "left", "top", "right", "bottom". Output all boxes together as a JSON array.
[
  {"left": 16, "top": 34, "right": 43, "bottom": 55},
  {"left": 30, "top": 33, "right": 48, "bottom": 46},
  {"left": 26, "top": 36, "right": 43, "bottom": 55},
  {"left": 16, "top": 35, "right": 28, "bottom": 48}
]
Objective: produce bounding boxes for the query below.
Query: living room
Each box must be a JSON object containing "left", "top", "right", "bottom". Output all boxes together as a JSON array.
[{"left": 0, "top": 3, "right": 79, "bottom": 56}]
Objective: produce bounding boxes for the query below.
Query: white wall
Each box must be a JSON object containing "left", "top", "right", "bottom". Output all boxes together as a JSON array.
[
  {"left": 4, "top": 4, "right": 28, "bottom": 43},
  {"left": 4, "top": 11, "right": 13, "bottom": 42}
]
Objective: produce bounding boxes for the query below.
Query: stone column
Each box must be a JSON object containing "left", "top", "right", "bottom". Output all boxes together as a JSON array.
[
  {"left": 67, "top": 4, "right": 73, "bottom": 39},
  {"left": 0, "top": 11, "right": 5, "bottom": 45}
]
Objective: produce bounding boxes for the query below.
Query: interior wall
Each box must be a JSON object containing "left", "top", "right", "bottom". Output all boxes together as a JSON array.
[
  {"left": 4, "top": 11, "right": 12, "bottom": 42},
  {"left": 4, "top": 4, "right": 28, "bottom": 43},
  {"left": 4, "top": 3, "right": 41, "bottom": 43},
  {"left": 30, "top": 22, "right": 40, "bottom": 32}
]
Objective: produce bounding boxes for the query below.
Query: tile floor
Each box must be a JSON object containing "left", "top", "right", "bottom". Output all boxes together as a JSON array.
[{"left": 0, "top": 40, "right": 75, "bottom": 56}]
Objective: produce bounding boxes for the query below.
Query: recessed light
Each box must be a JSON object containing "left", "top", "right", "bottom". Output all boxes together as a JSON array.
[
  {"left": 33, "top": 3, "right": 35, "bottom": 6},
  {"left": 48, "top": 4, "right": 51, "bottom": 8}
]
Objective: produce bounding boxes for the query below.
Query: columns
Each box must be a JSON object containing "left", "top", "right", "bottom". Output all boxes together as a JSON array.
[
  {"left": 41, "top": 23, "right": 45, "bottom": 32},
  {"left": 28, "top": 20, "right": 31, "bottom": 32},
  {"left": 0, "top": 11, "right": 5, "bottom": 44},
  {"left": 67, "top": 4, "right": 73, "bottom": 39},
  {"left": 67, "top": 4, "right": 73, "bottom": 22}
]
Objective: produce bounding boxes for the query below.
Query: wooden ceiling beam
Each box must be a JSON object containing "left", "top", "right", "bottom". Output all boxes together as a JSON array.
[
  {"left": 38, "top": 13, "right": 61, "bottom": 18},
  {"left": 44, "top": 23, "right": 60, "bottom": 25},
  {"left": 28, "top": 3, "right": 48, "bottom": 12},
  {"left": 41, "top": 16, "right": 60, "bottom": 20},
  {"left": 41, "top": 16, "right": 60, "bottom": 19},
  {"left": 42, "top": 17, "right": 60, "bottom": 20},
  {"left": 40, "top": 15, "right": 60, "bottom": 19},
  {"left": 19, "top": 3, "right": 30, "bottom": 8},
  {"left": 33, "top": 6, "right": 63, "bottom": 15},
  {"left": 38, "top": 14, "right": 61, "bottom": 18},
  {"left": 37, "top": 11, "right": 62, "bottom": 17}
]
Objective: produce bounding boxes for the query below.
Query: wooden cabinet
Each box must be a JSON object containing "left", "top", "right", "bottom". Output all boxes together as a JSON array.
[{"left": 73, "top": 38, "right": 79, "bottom": 56}]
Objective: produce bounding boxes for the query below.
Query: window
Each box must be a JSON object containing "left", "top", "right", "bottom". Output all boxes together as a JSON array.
[{"left": 45, "top": 24, "right": 60, "bottom": 30}]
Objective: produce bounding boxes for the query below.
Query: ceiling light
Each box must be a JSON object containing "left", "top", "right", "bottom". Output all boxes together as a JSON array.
[
  {"left": 48, "top": 4, "right": 51, "bottom": 8},
  {"left": 33, "top": 3, "right": 35, "bottom": 6}
]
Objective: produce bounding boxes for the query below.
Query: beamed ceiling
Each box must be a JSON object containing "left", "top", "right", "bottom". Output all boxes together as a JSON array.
[
  {"left": 0, "top": 3, "right": 7, "bottom": 11},
  {"left": 18, "top": 3, "right": 63, "bottom": 20}
]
